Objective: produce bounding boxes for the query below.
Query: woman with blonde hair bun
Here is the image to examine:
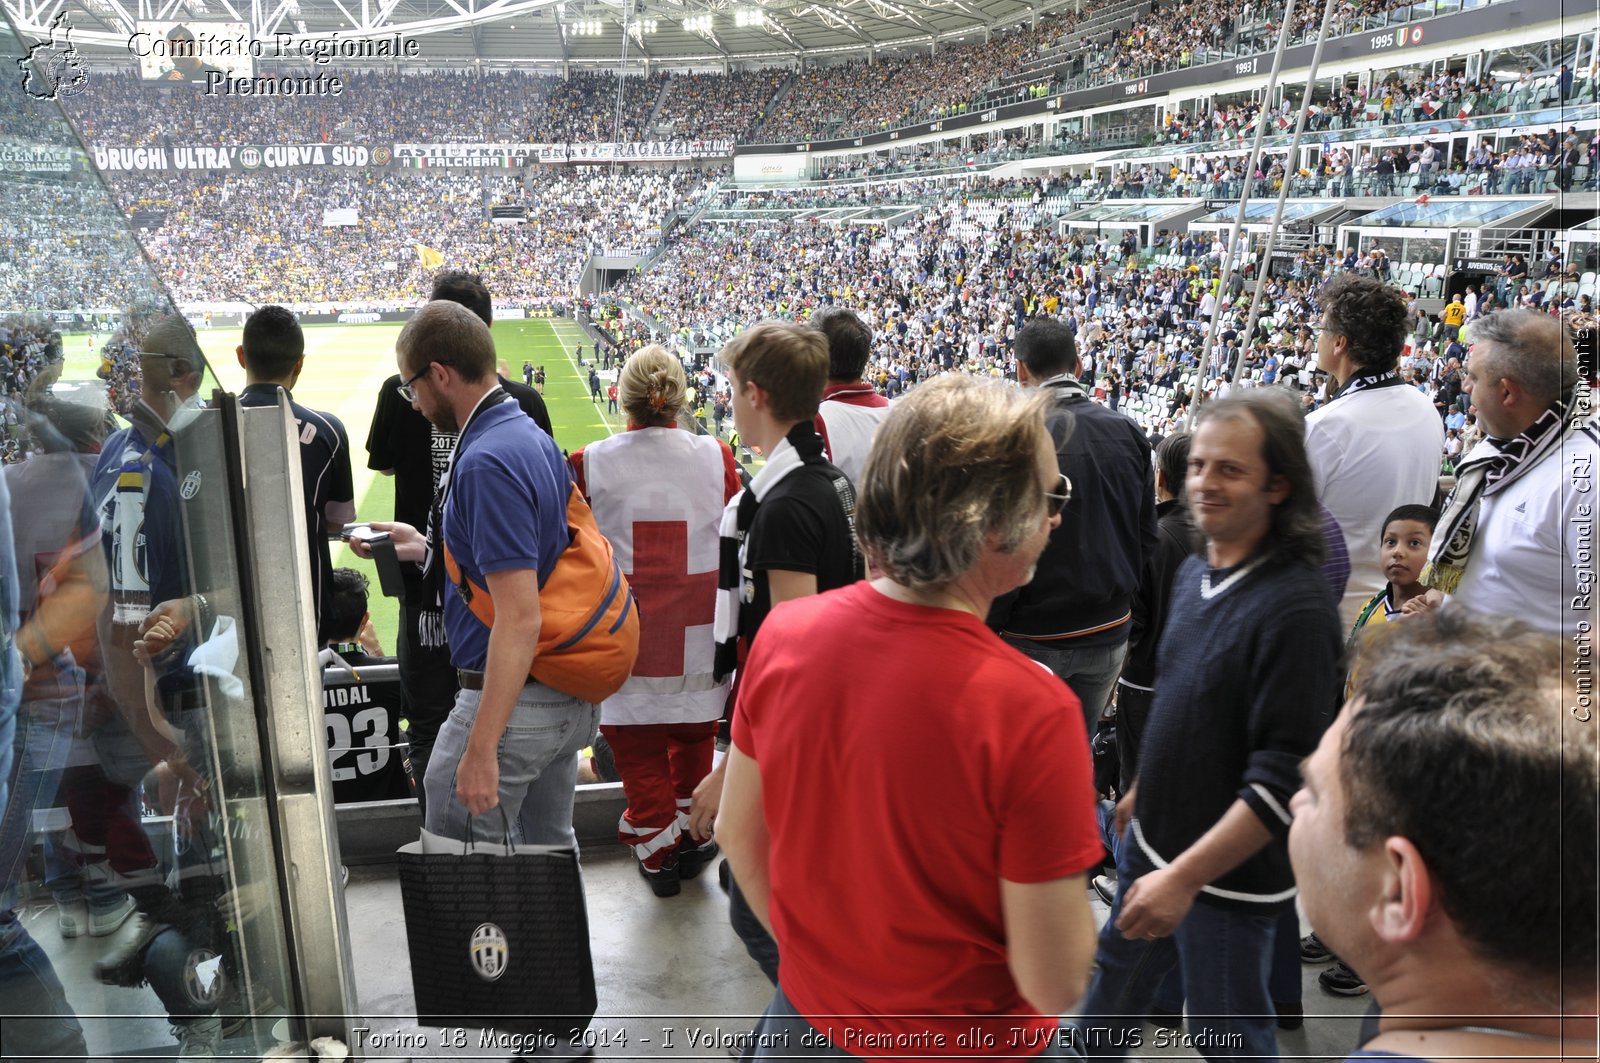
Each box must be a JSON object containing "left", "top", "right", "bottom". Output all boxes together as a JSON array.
[{"left": 569, "top": 345, "right": 741, "bottom": 896}]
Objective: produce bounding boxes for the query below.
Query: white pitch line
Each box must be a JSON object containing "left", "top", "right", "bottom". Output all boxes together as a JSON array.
[{"left": 548, "top": 319, "right": 619, "bottom": 437}]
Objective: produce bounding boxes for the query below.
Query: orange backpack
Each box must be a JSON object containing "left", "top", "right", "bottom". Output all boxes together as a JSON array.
[{"left": 443, "top": 482, "right": 640, "bottom": 704}]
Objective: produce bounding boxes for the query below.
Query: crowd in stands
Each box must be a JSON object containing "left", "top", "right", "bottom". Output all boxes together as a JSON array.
[
  {"left": 0, "top": 314, "right": 146, "bottom": 463},
  {"left": 810, "top": 129, "right": 1053, "bottom": 180},
  {"left": 1093, "top": 0, "right": 1237, "bottom": 82},
  {"left": 1096, "top": 124, "right": 1598, "bottom": 199},
  {"left": 655, "top": 70, "right": 789, "bottom": 142},
  {"left": 837, "top": 19, "right": 1063, "bottom": 136},
  {"left": 0, "top": 317, "right": 62, "bottom": 402},
  {"left": 614, "top": 179, "right": 1591, "bottom": 460},
  {"left": 63, "top": 69, "right": 547, "bottom": 145},
  {"left": 1158, "top": 63, "right": 1587, "bottom": 149},
  {"left": 103, "top": 167, "right": 716, "bottom": 306},
  {"left": 0, "top": 178, "right": 164, "bottom": 314},
  {"left": 537, "top": 71, "right": 665, "bottom": 143},
  {"left": 755, "top": 62, "right": 902, "bottom": 144},
  {"left": 11, "top": 0, "right": 1576, "bottom": 153}
]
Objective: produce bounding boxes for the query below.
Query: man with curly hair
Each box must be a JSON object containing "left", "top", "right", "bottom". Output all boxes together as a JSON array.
[{"left": 1307, "top": 274, "right": 1443, "bottom": 628}]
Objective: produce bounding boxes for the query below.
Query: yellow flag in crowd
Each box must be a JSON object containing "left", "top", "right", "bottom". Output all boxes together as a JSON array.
[{"left": 415, "top": 244, "right": 444, "bottom": 269}]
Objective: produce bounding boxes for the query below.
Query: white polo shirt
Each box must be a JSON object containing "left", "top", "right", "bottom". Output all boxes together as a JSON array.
[
  {"left": 1454, "top": 428, "right": 1600, "bottom": 640},
  {"left": 1307, "top": 381, "right": 1445, "bottom": 628}
]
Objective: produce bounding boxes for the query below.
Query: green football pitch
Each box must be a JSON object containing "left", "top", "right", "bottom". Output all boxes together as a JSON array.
[{"left": 60, "top": 318, "right": 619, "bottom": 650}]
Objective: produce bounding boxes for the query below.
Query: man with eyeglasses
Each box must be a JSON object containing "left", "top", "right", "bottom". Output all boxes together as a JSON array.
[
  {"left": 988, "top": 318, "right": 1157, "bottom": 741},
  {"left": 360, "top": 299, "right": 591, "bottom": 849},
  {"left": 364, "top": 271, "right": 550, "bottom": 813}
]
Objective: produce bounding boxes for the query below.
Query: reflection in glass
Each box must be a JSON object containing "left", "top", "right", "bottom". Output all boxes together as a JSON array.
[{"left": 0, "top": 8, "right": 302, "bottom": 1059}]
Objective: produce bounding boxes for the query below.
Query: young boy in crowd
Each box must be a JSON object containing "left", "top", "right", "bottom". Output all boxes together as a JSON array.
[
  {"left": 320, "top": 567, "right": 384, "bottom": 669},
  {"left": 1347, "top": 504, "right": 1438, "bottom": 653},
  {"left": 1306, "top": 503, "right": 1438, "bottom": 996}
]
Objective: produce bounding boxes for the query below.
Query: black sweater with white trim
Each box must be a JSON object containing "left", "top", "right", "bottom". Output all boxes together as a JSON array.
[{"left": 1131, "top": 552, "right": 1341, "bottom": 910}]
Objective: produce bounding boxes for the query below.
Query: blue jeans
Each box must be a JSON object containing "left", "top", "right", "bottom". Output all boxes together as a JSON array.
[
  {"left": 1076, "top": 838, "right": 1280, "bottom": 1062},
  {"left": 728, "top": 871, "right": 780, "bottom": 986},
  {"left": 16, "top": 687, "right": 130, "bottom": 914},
  {"left": 424, "top": 682, "right": 597, "bottom": 848},
  {"left": 1003, "top": 636, "right": 1128, "bottom": 739},
  {"left": 0, "top": 911, "right": 86, "bottom": 1060},
  {"left": 1, "top": 689, "right": 124, "bottom": 913},
  {"left": 745, "top": 984, "right": 1084, "bottom": 1061},
  {"left": 1096, "top": 805, "right": 1183, "bottom": 1016},
  {"left": 144, "top": 924, "right": 225, "bottom": 1022}
]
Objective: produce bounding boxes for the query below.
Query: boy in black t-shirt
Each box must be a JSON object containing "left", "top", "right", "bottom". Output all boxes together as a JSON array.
[
  {"left": 691, "top": 321, "right": 861, "bottom": 986},
  {"left": 721, "top": 321, "right": 860, "bottom": 659}
]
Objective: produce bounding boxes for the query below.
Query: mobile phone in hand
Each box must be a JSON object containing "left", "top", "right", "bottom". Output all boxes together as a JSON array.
[{"left": 341, "top": 524, "right": 391, "bottom": 545}]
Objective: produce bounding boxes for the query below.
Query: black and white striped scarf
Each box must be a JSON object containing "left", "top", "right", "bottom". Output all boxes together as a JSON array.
[
  {"left": 1424, "top": 383, "right": 1590, "bottom": 594},
  {"left": 1332, "top": 368, "right": 1405, "bottom": 399},
  {"left": 711, "top": 421, "right": 866, "bottom": 683},
  {"left": 711, "top": 436, "right": 806, "bottom": 683}
]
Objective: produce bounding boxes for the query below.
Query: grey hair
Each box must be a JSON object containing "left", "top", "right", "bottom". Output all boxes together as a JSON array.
[
  {"left": 855, "top": 376, "right": 1051, "bottom": 589},
  {"left": 1469, "top": 309, "right": 1577, "bottom": 406}
]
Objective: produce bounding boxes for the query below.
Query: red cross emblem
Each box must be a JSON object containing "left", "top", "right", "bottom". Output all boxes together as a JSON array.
[{"left": 627, "top": 521, "right": 718, "bottom": 677}]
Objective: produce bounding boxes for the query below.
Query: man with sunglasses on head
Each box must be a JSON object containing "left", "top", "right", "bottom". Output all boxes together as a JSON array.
[{"left": 989, "top": 318, "right": 1157, "bottom": 741}]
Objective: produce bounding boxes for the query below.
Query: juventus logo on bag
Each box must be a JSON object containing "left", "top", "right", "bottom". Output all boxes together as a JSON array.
[{"left": 470, "top": 923, "right": 509, "bottom": 982}]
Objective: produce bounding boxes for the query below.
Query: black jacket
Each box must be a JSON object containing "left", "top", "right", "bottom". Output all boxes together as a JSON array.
[
  {"left": 989, "top": 380, "right": 1158, "bottom": 644},
  {"left": 1121, "top": 497, "right": 1200, "bottom": 687}
]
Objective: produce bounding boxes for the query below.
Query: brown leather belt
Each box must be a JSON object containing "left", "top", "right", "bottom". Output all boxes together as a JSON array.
[{"left": 457, "top": 669, "right": 487, "bottom": 690}]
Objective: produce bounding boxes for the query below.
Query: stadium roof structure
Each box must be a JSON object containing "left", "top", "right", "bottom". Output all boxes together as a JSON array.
[{"left": 14, "top": 0, "right": 1072, "bottom": 67}]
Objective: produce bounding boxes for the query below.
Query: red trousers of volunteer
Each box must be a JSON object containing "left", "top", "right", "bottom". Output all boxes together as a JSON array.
[{"left": 600, "top": 721, "right": 717, "bottom": 871}]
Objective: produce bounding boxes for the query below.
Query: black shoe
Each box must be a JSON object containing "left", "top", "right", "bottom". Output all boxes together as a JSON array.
[
  {"left": 677, "top": 839, "right": 719, "bottom": 880},
  {"left": 1091, "top": 874, "right": 1116, "bottom": 905},
  {"left": 1148, "top": 1006, "right": 1181, "bottom": 1031},
  {"left": 638, "top": 857, "right": 680, "bottom": 897},
  {"left": 1319, "top": 959, "right": 1369, "bottom": 996},
  {"left": 1275, "top": 1000, "right": 1304, "bottom": 1031},
  {"left": 1300, "top": 931, "right": 1333, "bottom": 964}
]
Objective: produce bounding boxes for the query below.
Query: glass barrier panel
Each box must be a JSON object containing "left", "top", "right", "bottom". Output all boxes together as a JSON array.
[{"left": 0, "top": 8, "right": 312, "bottom": 1058}]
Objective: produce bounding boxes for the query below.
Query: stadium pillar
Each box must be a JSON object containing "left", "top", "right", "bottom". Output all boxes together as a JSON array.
[
  {"left": 1231, "top": 0, "right": 1342, "bottom": 390},
  {"left": 1185, "top": 0, "right": 1300, "bottom": 429}
]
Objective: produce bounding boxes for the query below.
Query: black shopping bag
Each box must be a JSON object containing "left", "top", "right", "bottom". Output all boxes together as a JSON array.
[{"left": 398, "top": 818, "right": 597, "bottom": 1037}]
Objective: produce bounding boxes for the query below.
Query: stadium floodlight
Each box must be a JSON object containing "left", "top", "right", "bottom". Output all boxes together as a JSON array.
[
  {"left": 734, "top": 8, "right": 765, "bottom": 27},
  {"left": 569, "top": 18, "right": 605, "bottom": 34},
  {"left": 683, "top": 14, "right": 714, "bottom": 33},
  {"left": 639, "top": 18, "right": 660, "bottom": 33}
]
